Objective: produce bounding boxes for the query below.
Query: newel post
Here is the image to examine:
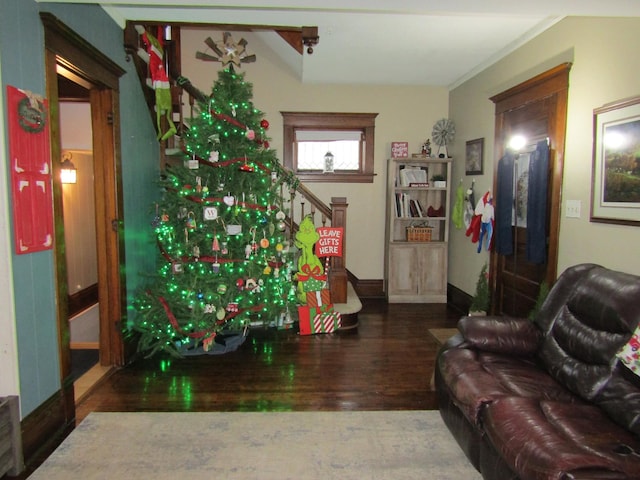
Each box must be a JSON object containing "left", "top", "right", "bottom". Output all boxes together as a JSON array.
[{"left": 329, "top": 197, "right": 348, "bottom": 303}]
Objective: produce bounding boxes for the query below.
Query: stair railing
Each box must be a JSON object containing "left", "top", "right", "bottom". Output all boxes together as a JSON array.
[{"left": 124, "top": 23, "right": 349, "bottom": 303}]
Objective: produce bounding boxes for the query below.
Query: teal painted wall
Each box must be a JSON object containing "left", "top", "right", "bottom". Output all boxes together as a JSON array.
[{"left": 0, "top": 0, "right": 159, "bottom": 416}]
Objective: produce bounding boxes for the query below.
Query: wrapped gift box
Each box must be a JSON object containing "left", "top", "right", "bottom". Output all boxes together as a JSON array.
[
  {"left": 298, "top": 305, "right": 342, "bottom": 335},
  {"left": 306, "top": 289, "right": 331, "bottom": 307},
  {"left": 297, "top": 264, "right": 327, "bottom": 292}
]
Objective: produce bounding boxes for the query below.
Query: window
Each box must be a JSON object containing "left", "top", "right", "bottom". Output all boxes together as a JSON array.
[{"left": 282, "top": 112, "right": 377, "bottom": 183}]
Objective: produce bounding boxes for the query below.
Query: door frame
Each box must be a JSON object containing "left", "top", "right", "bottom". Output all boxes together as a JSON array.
[
  {"left": 489, "top": 63, "right": 571, "bottom": 312},
  {"left": 42, "top": 13, "right": 126, "bottom": 413}
]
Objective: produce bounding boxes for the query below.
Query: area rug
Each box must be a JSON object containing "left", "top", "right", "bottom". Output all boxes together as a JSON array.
[
  {"left": 428, "top": 328, "right": 460, "bottom": 345},
  {"left": 29, "top": 411, "right": 480, "bottom": 480}
]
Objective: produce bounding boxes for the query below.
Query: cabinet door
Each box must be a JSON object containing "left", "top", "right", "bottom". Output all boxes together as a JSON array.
[
  {"left": 418, "top": 243, "right": 447, "bottom": 299},
  {"left": 388, "top": 244, "right": 419, "bottom": 296}
]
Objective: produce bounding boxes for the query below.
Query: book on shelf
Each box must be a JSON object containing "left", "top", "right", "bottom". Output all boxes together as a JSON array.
[
  {"left": 398, "top": 166, "right": 428, "bottom": 187},
  {"left": 395, "top": 193, "right": 427, "bottom": 218}
]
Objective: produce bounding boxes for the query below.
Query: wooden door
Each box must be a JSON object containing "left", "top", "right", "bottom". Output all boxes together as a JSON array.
[
  {"left": 490, "top": 64, "right": 571, "bottom": 316},
  {"left": 42, "top": 13, "right": 127, "bottom": 423}
]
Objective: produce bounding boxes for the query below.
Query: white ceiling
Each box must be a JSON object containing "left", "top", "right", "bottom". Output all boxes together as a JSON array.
[{"left": 37, "top": 0, "right": 640, "bottom": 88}]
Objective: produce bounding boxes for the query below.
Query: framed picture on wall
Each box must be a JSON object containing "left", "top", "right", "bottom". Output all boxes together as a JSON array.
[
  {"left": 465, "top": 138, "right": 484, "bottom": 175},
  {"left": 591, "top": 96, "right": 640, "bottom": 226}
]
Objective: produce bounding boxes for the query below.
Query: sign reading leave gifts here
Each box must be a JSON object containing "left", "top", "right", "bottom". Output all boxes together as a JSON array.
[{"left": 316, "top": 227, "right": 343, "bottom": 257}]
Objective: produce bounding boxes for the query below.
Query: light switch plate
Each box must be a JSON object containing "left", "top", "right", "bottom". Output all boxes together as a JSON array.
[{"left": 566, "top": 199, "right": 581, "bottom": 218}]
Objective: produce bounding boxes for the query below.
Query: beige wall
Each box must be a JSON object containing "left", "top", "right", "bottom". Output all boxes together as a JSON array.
[
  {"left": 448, "top": 16, "right": 640, "bottom": 295},
  {"left": 180, "top": 28, "right": 449, "bottom": 279}
]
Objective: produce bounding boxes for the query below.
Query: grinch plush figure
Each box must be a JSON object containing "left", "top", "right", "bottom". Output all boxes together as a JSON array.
[
  {"left": 294, "top": 215, "right": 325, "bottom": 303},
  {"left": 135, "top": 25, "right": 177, "bottom": 142}
]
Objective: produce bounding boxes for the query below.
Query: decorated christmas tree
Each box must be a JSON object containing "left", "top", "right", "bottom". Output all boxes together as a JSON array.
[{"left": 132, "top": 63, "right": 299, "bottom": 357}]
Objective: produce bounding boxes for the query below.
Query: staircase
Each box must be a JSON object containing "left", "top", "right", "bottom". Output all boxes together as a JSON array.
[{"left": 124, "top": 23, "right": 361, "bottom": 329}]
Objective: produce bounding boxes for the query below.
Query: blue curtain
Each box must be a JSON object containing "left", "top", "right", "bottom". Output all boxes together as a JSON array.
[
  {"left": 494, "top": 140, "right": 549, "bottom": 264},
  {"left": 526, "top": 140, "right": 549, "bottom": 264},
  {"left": 495, "top": 150, "right": 515, "bottom": 256}
]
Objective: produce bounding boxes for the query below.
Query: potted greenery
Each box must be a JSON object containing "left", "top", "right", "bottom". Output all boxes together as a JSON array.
[
  {"left": 528, "top": 281, "right": 549, "bottom": 321},
  {"left": 431, "top": 174, "right": 447, "bottom": 188},
  {"left": 469, "top": 263, "right": 489, "bottom": 316}
]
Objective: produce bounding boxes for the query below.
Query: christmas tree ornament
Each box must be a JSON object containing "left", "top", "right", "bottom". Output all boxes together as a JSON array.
[
  {"left": 212, "top": 261, "right": 220, "bottom": 273},
  {"left": 226, "top": 303, "right": 239, "bottom": 313},
  {"left": 196, "top": 176, "right": 202, "bottom": 193},
  {"left": 221, "top": 241, "right": 228, "bottom": 255},
  {"left": 212, "top": 235, "right": 220, "bottom": 251},
  {"left": 209, "top": 150, "right": 219, "bottom": 163},
  {"left": 223, "top": 194, "right": 235, "bottom": 206},
  {"left": 217, "top": 284, "right": 227, "bottom": 294},
  {"left": 260, "top": 119, "right": 269, "bottom": 129},
  {"left": 245, "top": 128, "right": 255, "bottom": 140},
  {"left": 216, "top": 307, "right": 226, "bottom": 321},
  {"left": 277, "top": 221, "right": 286, "bottom": 231},
  {"left": 186, "top": 211, "right": 197, "bottom": 229},
  {"left": 186, "top": 153, "right": 199, "bottom": 169},
  {"left": 226, "top": 224, "right": 241, "bottom": 235},
  {"left": 161, "top": 211, "right": 169, "bottom": 222},
  {"left": 239, "top": 162, "right": 254, "bottom": 172},
  {"left": 203, "top": 206, "right": 218, "bottom": 221},
  {"left": 236, "top": 278, "right": 245, "bottom": 290},
  {"left": 245, "top": 278, "right": 257, "bottom": 291}
]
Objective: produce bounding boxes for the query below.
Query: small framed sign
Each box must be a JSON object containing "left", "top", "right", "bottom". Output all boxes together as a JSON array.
[{"left": 391, "top": 142, "right": 409, "bottom": 158}]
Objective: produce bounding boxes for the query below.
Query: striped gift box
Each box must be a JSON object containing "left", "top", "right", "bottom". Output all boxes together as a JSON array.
[
  {"left": 313, "top": 310, "right": 342, "bottom": 333},
  {"left": 298, "top": 305, "right": 342, "bottom": 335}
]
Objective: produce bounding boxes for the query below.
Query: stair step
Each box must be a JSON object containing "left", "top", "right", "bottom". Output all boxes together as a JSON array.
[{"left": 334, "top": 282, "right": 361, "bottom": 330}]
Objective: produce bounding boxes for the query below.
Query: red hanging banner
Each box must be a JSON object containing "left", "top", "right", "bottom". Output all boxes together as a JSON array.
[{"left": 6, "top": 85, "right": 53, "bottom": 254}]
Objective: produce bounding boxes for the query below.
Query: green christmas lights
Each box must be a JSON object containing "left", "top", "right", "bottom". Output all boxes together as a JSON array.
[{"left": 131, "top": 67, "right": 298, "bottom": 357}]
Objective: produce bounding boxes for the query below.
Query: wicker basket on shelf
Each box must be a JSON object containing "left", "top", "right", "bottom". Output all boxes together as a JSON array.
[{"left": 406, "top": 225, "right": 432, "bottom": 242}]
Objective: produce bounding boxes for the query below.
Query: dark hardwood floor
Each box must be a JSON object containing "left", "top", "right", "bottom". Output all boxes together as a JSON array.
[{"left": 75, "top": 299, "right": 461, "bottom": 424}]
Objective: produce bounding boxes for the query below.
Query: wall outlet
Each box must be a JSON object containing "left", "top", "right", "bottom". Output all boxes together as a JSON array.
[{"left": 566, "top": 199, "right": 581, "bottom": 218}]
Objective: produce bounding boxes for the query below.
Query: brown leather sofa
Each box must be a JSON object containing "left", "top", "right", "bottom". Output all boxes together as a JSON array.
[{"left": 435, "top": 263, "right": 640, "bottom": 479}]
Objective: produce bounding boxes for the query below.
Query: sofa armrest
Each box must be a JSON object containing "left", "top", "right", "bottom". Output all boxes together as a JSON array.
[{"left": 458, "top": 315, "right": 542, "bottom": 356}]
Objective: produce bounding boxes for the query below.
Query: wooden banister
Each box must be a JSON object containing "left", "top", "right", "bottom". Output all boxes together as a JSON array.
[
  {"left": 125, "top": 22, "right": 350, "bottom": 305},
  {"left": 329, "top": 197, "right": 348, "bottom": 303}
]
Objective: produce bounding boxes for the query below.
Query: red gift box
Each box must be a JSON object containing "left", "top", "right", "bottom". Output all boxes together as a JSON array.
[
  {"left": 306, "top": 289, "right": 331, "bottom": 307},
  {"left": 298, "top": 305, "right": 342, "bottom": 335}
]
